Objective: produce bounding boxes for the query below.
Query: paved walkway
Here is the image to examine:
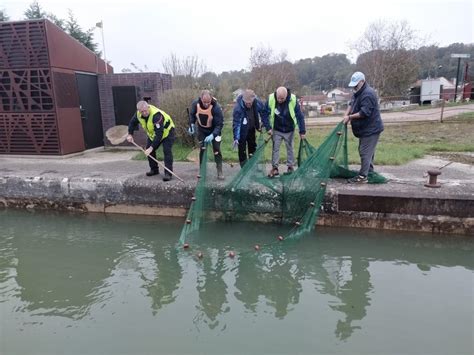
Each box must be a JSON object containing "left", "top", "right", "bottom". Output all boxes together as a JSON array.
[
  {"left": 1, "top": 149, "right": 473, "bottom": 197},
  {"left": 307, "top": 103, "right": 474, "bottom": 126}
]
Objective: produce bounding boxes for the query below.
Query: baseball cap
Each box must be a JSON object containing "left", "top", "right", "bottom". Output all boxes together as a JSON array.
[{"left": 348, "top": 72, "right": 365, "bottom": 87}]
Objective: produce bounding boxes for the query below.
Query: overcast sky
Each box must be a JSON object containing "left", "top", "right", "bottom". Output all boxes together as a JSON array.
[{"left": 3, "top": 0, "right": 473, "bottom": 73}]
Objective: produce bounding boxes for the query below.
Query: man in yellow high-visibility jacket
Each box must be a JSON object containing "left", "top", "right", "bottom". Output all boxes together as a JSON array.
[{"left": 127, "top": 100, "right": 175, "bottom": 181}]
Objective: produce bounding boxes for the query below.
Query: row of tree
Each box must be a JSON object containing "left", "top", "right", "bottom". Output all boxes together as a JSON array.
[
  {"left": 161, "top": 39, "right": 473, "bottom": 104},
  {"left": 0, "top": 1, "right": 99, "bottom": 54},
  {"left": 2, "top": 4, "right": 472, "bottom": 100}
]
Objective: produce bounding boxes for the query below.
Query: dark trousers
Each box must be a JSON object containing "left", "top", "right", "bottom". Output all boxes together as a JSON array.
[
  {"left": 198, "top": 129, "right": 222, "bottom": 170},
  {"left": 146, "top": 128, "right": 175, "bottom": 175},
  {"left": 238, "top": 128, "right": 257, "bottom": 166}
]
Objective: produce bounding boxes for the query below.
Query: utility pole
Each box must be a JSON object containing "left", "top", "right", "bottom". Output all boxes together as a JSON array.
[{"left": 451, "top": 53, "right": 470, "bottom": 101}]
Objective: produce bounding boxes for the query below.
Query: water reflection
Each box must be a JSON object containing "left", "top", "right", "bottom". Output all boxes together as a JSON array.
[
  {"left": 140, "top": 241, "right": 182, "bottom": 315},
  {"left": 328, "top": 258, "right": 371, "bottom": 341},
  {"left": 1, "top": 211, "right": 126, "bottom": 319},
  {"left": 194, "top": 249, "right": 230, "bottom": 330},
  {"left": 235, "top": 251, "right": 303, "bottom": 319},
  {"left": 1, "top": 210, "right": 473, "bottom": 345}
]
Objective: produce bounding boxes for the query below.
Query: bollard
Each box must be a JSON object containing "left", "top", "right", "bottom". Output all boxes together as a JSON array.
[{"left": 424, "top": 169, "right": 441, "bottom": 188}]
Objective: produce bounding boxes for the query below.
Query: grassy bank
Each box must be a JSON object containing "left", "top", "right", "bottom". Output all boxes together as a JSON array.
[{"left": 134, "top": 112, "right": 474, "bottom": 165}]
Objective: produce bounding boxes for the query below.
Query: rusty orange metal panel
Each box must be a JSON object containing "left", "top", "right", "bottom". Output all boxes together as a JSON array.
[
  {"left": 0, "top": 112, "right": 60, "bottom": 154},
  {"left": 45, "top": 20, "right": 112, "bottom": 74},
  {"left": 0, "top": 20, "right": 50, "bottom": 69},
  {"left": 55, "top": 107, "right": 85, "bottom": 154}
]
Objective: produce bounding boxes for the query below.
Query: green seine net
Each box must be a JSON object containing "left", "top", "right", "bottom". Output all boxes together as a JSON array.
[{"left": 180, "top": 122, "right": 386, "bottom": 245}]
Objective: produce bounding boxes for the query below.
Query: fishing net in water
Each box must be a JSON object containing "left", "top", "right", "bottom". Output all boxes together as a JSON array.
[{"left": 180, "top": 122, "right": 387, "bottom": 245}]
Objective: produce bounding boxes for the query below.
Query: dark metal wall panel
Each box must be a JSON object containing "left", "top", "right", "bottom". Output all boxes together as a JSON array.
[
  {"left": 0, "top": 20, "right": 50, "bottom": 69},
  {"left": 0, "top": 112, "right": 60, "bottom": 154},
  {"left": 0, "top": 68, "right": 53, "bottom": 112},
  {"left": 45, "top": 21, "right": 112, "bottom": 74}
]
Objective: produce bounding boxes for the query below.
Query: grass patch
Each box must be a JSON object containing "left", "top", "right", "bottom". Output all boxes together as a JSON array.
[{"left": 134, "top": 112, "right": 474, "bottom": 165}]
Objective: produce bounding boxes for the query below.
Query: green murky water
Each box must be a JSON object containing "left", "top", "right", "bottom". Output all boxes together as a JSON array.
[{"left": 0, "top": 209, "right": 473, "bottom": 355}]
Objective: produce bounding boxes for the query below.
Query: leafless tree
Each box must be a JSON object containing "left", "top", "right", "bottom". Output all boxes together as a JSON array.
[
  {"left": 353, "top": 20, "right": 422, "bottom": 97},
  {"left": 162, "top": 53, "right": 207, "bottom": 89},
  {"left": 249, "top": 45, "right": 298, "bottom": 98}
]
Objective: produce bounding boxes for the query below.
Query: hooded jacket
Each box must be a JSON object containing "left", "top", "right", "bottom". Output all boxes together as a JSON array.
[{"left": 232, "top": 94, "right": 269, "bottom": 141}]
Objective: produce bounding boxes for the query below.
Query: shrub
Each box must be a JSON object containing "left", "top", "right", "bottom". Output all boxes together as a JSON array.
[{"left": 159, "top": 88, "right": 200, "bottom": 146}]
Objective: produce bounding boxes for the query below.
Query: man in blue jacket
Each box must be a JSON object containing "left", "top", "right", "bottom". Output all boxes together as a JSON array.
[
  {"left": 232, "top": 89, "right": 269, "bottom": 167},
  {"left": 343, "top": 72, "right": 384, "bottom": 183},
  {"left": 188, "top": 90, "right": 225, "bottom": 180},
  {"left": 263, "top": 86, "right": 306, "bottom": 178}
]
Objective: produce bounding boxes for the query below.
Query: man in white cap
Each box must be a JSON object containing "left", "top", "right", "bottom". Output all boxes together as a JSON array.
[{"left": 343, "top": 72, "right": 384, "bottom": 183}]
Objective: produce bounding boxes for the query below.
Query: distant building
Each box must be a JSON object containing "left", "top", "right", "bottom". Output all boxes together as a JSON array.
[
  {"left": 327, "top": 88, "right": 350, "bottom": 98},
  {"left": 326, "top": 88, "right": 351, "bottom": 103},
  {"left": 409, "top": 77, "right": 456, "bottom": 104},
  {"left": 300, "top": 94, "right": 327, "bottom": 108}
]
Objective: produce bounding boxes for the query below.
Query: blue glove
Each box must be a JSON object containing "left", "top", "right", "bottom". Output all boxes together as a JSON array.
[
  {"left": 204, "top": 133, "right": 214, "bottom": 144},
  {"left": 187, "top": 124, "right": 195, "bottom": 135}
]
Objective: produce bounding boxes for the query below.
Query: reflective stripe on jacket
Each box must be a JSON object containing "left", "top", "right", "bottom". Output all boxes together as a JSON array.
[{"left": 137, "top": 105, "right": 175, "bottom": 141}]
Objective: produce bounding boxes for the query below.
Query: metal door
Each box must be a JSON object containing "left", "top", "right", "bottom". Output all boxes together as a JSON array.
[
  {"left": 76, "top": 73, "right": 104, "bottom": 149},
  {"left": 112, "top": 86, "right": 137, "bottom": 125}
]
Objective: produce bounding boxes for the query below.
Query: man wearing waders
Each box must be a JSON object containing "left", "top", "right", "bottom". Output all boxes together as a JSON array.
[{"left": 188, "top": 90, "right": 225, "bottom": 180}]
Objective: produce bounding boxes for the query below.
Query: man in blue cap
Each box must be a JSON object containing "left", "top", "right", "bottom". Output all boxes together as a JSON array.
[{"left": 343, "top": 72, "right": 384, "bottom": 183}]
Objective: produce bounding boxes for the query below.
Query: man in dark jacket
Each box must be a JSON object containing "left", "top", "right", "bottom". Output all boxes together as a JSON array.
[
  {"left": 232, "top": 89, "right": 269, "bottom": 167},
  {"left": 343, "top": 72, "right": 384, "bottom": 183},
  {"left": 188, "top": 90, "right": 225, "bottom": 180},
  {"left": 127, "top": 100, "right": 175, "bottom": 181},
  {"left": 263, "top": 86, "right": 306, "bottom": 178}
]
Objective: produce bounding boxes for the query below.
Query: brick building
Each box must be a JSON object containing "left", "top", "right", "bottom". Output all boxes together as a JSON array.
[{"left": 0, "top": 19, "right": 171, "bottom": 155}]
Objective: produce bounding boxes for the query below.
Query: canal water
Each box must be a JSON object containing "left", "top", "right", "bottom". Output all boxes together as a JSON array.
[{"left": 0, "top": 209, "right": 472, "bottom": 355}]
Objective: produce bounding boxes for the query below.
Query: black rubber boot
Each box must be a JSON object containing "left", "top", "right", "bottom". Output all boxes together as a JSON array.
[
  {"left": 146, "top": 169, "right": 159, "bottom": 176},
  {"left": 217, "top": 164, "right": 224, "bottom": 180}
]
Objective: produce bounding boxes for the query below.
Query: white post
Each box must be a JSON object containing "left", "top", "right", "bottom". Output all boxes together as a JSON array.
[{"left": 96, "top": 21, "right": 108, "bottom": 74}]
